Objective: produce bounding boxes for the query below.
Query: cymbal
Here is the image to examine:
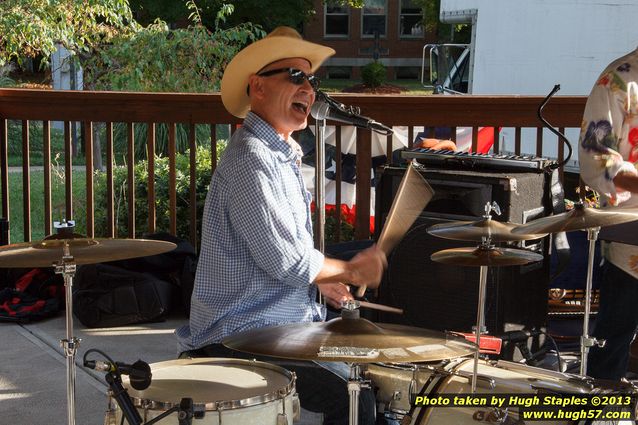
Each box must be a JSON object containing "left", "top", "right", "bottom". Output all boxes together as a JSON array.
[
  {"left": 512, "top": 203, "right": 638, "bottom": 235},
  {"left": 431, "top": 245, "right": 543, "bottom": 267},
  {"left": 223, "top": 316, "right": 476, "bottom": 363},
  {"left": 0, "top": 237, "right": 177, "bottom": 268},
  {"left": 428, "top": 218, "right": 547, "bottom": 242}
]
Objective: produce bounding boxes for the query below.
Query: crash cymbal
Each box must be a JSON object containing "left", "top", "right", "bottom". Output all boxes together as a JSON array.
[
  {"left": 431, "top": 245, "right": 543, "bottom": 267},
  {"left": 0, "top": 237, "right": 177, "bottom": 268},
  {"left": 223, "top": 315, "right": 476, "bottom": 363},
  {"left": 512, "top": 203, "right": 638, "bottom": 235},
  {"left": 428, "top": 218, "right": 547, "bottom": 242}
]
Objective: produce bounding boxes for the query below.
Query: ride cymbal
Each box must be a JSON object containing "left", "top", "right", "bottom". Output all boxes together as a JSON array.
[
  {"left": 512, "top": 203, "right": 638, "bottom": 235},
  {"left": 431, "top": 245, "right": 543, "bottom": 267},
  {"left": 0, "top": 237, "right": 177, "bottom": 268},
  {"left": 428, "top": 218, "right": 547, "bottom": 242},
  {"left": 223, "top": 315, "right": 476, "bottom": 363}
]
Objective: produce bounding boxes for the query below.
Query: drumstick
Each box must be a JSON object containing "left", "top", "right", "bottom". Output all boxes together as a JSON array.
[
  {"left": 355, "top": 162, "right": 434, "bottom": 298},
  {"left": 358, "top": 300, "right": 404, "bottom": 315}
]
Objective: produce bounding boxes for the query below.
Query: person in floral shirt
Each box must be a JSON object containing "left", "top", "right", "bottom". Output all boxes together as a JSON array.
[{"left": 579, "top": 46, "right": 638, "bottom": 380}]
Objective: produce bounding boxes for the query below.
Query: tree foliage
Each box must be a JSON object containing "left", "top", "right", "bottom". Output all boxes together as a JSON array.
[
  {"left": 129, "top": 0, "right": 367, "bottom": 32},
  {"left": 83, "top": 16, "right": 263, "bottom": 92},
  {"left": 412, "top": 0, "right": 470, "bottom": 42},
  {"left": 0, "top": 0, "right": 139, "bottom": 67}
]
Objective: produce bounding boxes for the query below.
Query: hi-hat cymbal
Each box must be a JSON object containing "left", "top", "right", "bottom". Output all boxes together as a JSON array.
[
  {"left": 428, "top": 218, "right": 547, "bottom": 242},
  {"left": 223, "top": 316, "right": 476, "bottom": 363},
  {"left": 0, "top": 237, "right": 177, "bottom": 268},
  {"left": 512, "top": 203, "right": 638, "bottom": 235},
  {"left": 431, "top": 245, "right": 543, "bottom": 267}
]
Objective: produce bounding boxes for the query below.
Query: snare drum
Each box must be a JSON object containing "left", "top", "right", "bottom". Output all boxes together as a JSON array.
[
  {"left": 368, "top": 358, "right": 600, "bottom": 424},
  {"left": 105, "top": 358, "right": 299, "bottom": 425}
]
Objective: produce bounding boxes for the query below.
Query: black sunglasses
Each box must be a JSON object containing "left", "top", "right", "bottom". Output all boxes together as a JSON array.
[{"left": 257, "top": 67, "right": 320, "bottom": 90}]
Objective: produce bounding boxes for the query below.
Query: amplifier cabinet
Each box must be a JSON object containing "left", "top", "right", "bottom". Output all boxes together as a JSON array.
[{"left": 374, "top": 166, "right": 552, "bottom": 335}]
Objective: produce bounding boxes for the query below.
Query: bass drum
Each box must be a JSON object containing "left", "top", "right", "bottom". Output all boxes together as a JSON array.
[
  {"left": 369, "top": 358, "right": 634, "bottom": 425},
  {"left": 105, "top": 358, "right": 299, "bottom": 425},
  {"left": 420, "top": 358, "right": 590, "bottom": 425}
]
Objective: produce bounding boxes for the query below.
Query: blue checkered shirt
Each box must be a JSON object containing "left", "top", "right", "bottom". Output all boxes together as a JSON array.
[{"left": 176, "top": 112, "right": 326, "bottom": 352}]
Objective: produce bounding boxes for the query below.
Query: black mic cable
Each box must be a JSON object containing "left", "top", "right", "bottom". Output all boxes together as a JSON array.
[
  {"left": 83, "top": 348, "right": 148, "bottom": 425},
  {"left": 84, "top": 358, "right": 152, "bottom": 391},
  {"left": 105, "top": 370, "right": 143, "bottom": 425}
]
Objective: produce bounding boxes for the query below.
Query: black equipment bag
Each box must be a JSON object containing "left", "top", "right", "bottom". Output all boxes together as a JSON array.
[
  {"left": 101, "top": 233, "right": 198, "bottom": 315},
  {"left": 73, "top": 263, "right": 178, "bottom": 328},
  {"left": 73, "top": 233, "right": 197, "bottom": 327}
]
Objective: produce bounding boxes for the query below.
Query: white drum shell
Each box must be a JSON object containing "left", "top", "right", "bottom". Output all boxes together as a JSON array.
[
  {"left": 366, "top": 362, "right": 440, "bottom": 414},
  {"left": 422, "top": 359, "right": 590, "bottom": 425},
  {"left": 368, "top": 358, "right": 595, "bottom": 425},
  {"left": 107, "top": 358, "right": 298, "bottom": 425}
]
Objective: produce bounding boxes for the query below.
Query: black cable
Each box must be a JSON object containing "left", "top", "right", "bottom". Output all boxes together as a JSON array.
[
  {"left": 83, "top": 348, "right": 116, "bottom": 368},
  {"left": 537, "top": 84, "right": 573, "bottom": 170},
  {"left": 83, "top": 348, "right": 142, "bottom": 425},
  {"left": 539, "top": 329, "right": 563, "bottom": 372}
]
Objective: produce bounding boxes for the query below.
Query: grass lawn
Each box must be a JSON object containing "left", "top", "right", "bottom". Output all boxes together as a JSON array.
[
  {"left": 3, "top": 170, "right": 87, "bottom": 243},
  {"left": 6, "top": 121, "right": 86, "bottom": 167}
]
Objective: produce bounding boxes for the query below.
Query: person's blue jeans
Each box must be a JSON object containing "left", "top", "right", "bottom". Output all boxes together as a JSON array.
[{"left": 587, "top": 261, "right": 638, "bottom": 380}]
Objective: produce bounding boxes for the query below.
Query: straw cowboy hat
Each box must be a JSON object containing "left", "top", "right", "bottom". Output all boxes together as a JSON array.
[{"left": 221, "top": 26, "right": 335, "bottom": 118}]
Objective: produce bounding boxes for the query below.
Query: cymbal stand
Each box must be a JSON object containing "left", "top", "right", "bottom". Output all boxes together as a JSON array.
[
  {"left": 51, "top": 221, "right": 80, "bottom": 425},
  {"left": 580, "top": 226, "right": 605, "bottom": 376},
  {"left": 56, "top": 241, "right": 78, "bottom": 425},
  {"left": 347, "top": 363, "right": 370, "bottom": 425},
  {"left": 472, "top": 262, "right": 488, "bottom": 393},
  {"left": 472, "top": 202, "right": 500, "bottom": 393}
]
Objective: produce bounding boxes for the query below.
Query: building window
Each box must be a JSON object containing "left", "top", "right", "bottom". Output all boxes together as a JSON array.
[
  {"left": 399, "top": 0, "right": 423, "bottom": 38},
  {"left": 325, "top": 5, "right": 349, "bottom": 37},
  {"left": 362, "top": 0, "right": 386, "bottom": 38}
]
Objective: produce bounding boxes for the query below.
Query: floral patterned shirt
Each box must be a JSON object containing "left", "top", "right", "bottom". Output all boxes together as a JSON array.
[{"left": 579, "top": 47, "right": 638, "bottom": 277}]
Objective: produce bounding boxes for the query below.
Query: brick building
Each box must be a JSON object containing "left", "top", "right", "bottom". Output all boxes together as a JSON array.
[{"left": 303, "top": 0, "right": 437, "bottom": 80}]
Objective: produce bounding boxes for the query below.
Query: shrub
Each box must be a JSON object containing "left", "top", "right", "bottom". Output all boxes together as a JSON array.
[
  {"left": 361, "top": 62, "right": 387, "bottom": 88},
  {"left": 324, "top": 209, "right": 355, "bottom": 242},
  {"left": 92, "top": 139, "right": 355, "bottom": 245},
  {"left": 93, "top": 142, "right": 226, "bottom": 241}
]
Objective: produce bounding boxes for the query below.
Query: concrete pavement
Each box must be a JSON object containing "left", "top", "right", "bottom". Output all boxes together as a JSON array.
[{"left": 0, "top": 313, "right": 187, "bottom": 425}]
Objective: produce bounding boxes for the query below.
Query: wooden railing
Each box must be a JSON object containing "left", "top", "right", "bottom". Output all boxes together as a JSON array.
[{"left": 0, "top": 88, "right": 587, "bottom": 247}]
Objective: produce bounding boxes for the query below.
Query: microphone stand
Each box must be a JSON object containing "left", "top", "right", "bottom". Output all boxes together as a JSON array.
[
  {"left": 311, "top": 90, "right": 393, "bottom": 256},
  {"left": 107, "top": 372, "right": 200, "bottom": 425},
  {"left": 314, "top": 116, "right": 326, "bottom": 255},
  {"left": 314, "top": 114, "right": 327, "bottom": 306},
  {"left": 105, "top": 371, "right": 142, "bottom": 425}
]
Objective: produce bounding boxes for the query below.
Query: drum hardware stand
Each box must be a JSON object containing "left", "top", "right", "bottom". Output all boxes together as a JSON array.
[
  {"left": 471, "top": 202, "right": 500, "bottom": 393},
  {"left": 347, "top": 363, "right": 370, "bottom": 425},
  {"left": 335, "top": 304, "right": 372, "bottom": 425},
  {"left": 51, "top": 220, "right": 80, "bottom": 425},
  {"left": 579, "top": 226, "right": 605, "bottom": 376}
]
